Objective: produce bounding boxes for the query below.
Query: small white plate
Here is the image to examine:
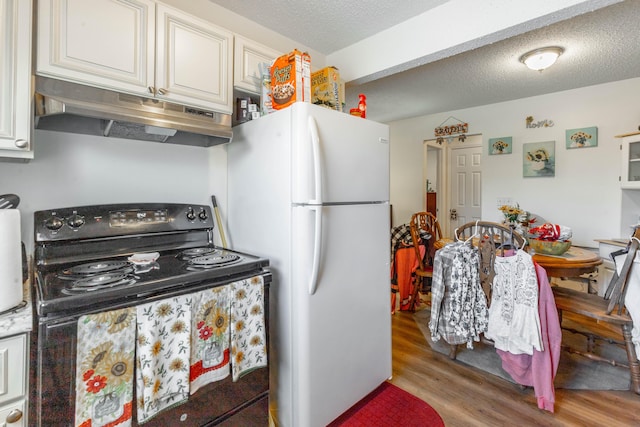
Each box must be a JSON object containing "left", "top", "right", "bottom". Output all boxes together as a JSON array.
[{"left": 128, "top": 252, "right": 160, "bottom": 265}]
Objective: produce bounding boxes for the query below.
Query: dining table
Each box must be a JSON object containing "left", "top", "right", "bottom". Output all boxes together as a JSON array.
[{"left": 532, "top": 246, "right": 602, "bottom": 279}]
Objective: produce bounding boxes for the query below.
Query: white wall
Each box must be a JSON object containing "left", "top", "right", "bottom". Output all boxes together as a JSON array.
[
  {"left": 388, "top": 77, "right": 640, "bottom": 247},
  {"left": 0, "top": 130, "right": 224, "bottom": 251}
]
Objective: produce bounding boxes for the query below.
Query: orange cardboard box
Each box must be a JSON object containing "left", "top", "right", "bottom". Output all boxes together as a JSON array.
[
  {"left": 311, "top": 66, "right": 343, "bottom": 112},
  {"left": 270, "top": 50, "right": 311, "bottom": 110}
]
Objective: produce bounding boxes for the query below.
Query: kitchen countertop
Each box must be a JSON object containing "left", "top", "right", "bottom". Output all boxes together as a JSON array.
[
  {"left": 0, "top": 280, "right": 33, "bottom": 338},
  {"left": 595, "top": 239, "right": 628, "bottom": 247}
]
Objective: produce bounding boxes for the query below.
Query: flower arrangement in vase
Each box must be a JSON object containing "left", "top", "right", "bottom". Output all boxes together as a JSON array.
[
  {"left": 499, "top": 204, "right": 524, "bottom": 226},
  {"left": 498, "top": 203, "right": 536, "bottom": 235}
]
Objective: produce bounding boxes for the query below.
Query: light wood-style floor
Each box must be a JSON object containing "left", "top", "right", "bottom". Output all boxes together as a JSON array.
[{"left": 388, "top": 309, "right": 640, "bottom": 426}]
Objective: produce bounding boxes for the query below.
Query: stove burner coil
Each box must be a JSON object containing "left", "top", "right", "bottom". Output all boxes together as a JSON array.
[
  {"left": 178, "top": 247, "right": 221, "bottom": 260},
  {"left": 61, "top": 273, "right": 136, "bottom": 294},
  {"left": 188, "top": 253, "right": 241, "bottom": 268},
  {"left": 62, "top": 260, "right": 131, "bottom": 276}
]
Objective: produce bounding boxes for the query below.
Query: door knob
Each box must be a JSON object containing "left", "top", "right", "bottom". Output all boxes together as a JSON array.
[
  {"left": 6, "top": 408, "right": 23, "bottom": 423},
  {"left": 450, "top": 209, "right": 458, "bottom": 220},
  {"left": 14, "top": 139, "right": 28, "bottom": 148}
]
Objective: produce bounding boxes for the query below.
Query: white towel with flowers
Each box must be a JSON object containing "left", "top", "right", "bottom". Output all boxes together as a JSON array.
[
  {"left": 230, "top": 276, "right": 268, "bottom": 381},
  {"left": 190, "top": 285, "right": 231, "bottom": 394},
  {"left": 75, "top": 307, "right": 136, "bottom": 427},
  {"left": 136, "top": 296, "right": 191, "bottom": 423}
]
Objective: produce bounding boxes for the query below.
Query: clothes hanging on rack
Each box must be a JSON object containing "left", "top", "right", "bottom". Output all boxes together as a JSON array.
[
  {"left": 429, "top": 242, "right": 488, "bottom": 348},
  {"left": 496, "top": 263, "right": 561, "bottom": 413},
  {"left": 485, "top": 249, "right": 543, "bottom": 355}
]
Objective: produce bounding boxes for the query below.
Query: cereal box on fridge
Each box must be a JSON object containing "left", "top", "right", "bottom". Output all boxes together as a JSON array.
[
  {"left": 270, "top": 50, "right": 311, "bottom": 110},
  {"left": 311, "top": 66, "right": 343, "bottom": 112}
]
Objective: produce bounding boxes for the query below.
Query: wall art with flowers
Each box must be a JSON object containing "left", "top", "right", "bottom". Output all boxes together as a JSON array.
[
  {"left": 523, "top": 141, "right": 555, "bottom": 177},
  {"left": 566, "top": 126, "right": 598, "bottom": 149},
  {"left": 488, "top": 136, "right": 512, "bottom": 155}
]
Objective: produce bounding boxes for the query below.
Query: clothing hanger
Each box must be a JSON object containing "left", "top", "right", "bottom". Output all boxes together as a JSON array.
[
  {"left": 454, "top": 220, "right": 480, "bottom": 244},
  {"left": 465, "top": 220, "right": 480, "bottom": 244}
]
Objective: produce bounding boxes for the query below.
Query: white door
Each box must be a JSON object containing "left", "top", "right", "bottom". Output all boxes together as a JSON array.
[
  {"left": 156, "top": 4, "right": 233, "bottom": 112},
  {"left": 37, "top": 0, "right": 155, "bottom": 95},
  {"left": 291, "top": 202, "right": 391, "bottom": 427},
  {"left": 449, "top": 144, "right": 482, "bottom": 229}
]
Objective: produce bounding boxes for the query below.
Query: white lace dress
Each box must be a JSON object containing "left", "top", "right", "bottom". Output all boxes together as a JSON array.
[{"left": 485, "top": 249, "right": 543, "bottom": 355}]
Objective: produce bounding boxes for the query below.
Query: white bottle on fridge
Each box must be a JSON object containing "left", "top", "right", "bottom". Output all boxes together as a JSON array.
[{"left": 227, "top": 102, "right": 391, "bottom": 427}]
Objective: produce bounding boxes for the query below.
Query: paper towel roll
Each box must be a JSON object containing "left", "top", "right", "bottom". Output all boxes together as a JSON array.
[{"left": 0, "top": 209, "right": 23, "bottom": 313}]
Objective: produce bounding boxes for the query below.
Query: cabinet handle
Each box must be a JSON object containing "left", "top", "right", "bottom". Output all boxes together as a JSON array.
[
  {"left": 6, "top": 409, "right": 23, "bottom": 423},
  {"left": 14, "top": 139, "right": 28, "bottom": 149},
  {"left": 157, "top": 88, "right": 167, "bottom": 95},
  {"left": 148, "top": 86, "right": 155, "bottom": 94}
]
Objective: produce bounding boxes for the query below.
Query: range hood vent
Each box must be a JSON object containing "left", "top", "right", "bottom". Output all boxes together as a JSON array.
[{"left": 34, "top": 76, "right": 233, "bottom": 147}]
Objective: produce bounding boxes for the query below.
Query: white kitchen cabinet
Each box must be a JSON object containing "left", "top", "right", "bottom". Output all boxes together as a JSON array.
[
  {"left": 37, "top": 0, "right": 234, "bottom": 113},
  {"left": 155, "top": 3, "right": 233, "bottom": 112},
  {"left": 0, "top": 0, "right": 33, "bottom": 160},
  {"left": 619, "top": 132, "right": 640, "bottom": 189},
  {"left": 233, "top": 36, "right": 280, "bottom": 94},
  {"left": 0, "top": 334, "right": 27, "bottom": 426}
]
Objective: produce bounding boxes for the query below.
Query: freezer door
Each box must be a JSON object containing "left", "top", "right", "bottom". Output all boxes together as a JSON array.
[
  {"left": 291, "top": 103, "right": 389, "bottom": 205},
  {"left": 291, "top": 202, "right": 391, "bottom": 427}
]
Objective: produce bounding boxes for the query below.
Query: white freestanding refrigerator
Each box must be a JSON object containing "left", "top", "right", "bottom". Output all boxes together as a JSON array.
[{"left": 227, "top": 102, "right": 391, "bottom": 427}]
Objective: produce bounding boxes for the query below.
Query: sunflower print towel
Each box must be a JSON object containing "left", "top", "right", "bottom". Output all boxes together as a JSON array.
[
  {"left": 136, "top": 296, "right": 191, "bottom": 424},
  {"left": 190, "top": 285, "right": 231, "bottom": 394},
  {"left": 230, "top": 276, "right": 267, "bottom": 381},
  {"left": 75, "top": 307, "right": 136, "bottom": 427}
]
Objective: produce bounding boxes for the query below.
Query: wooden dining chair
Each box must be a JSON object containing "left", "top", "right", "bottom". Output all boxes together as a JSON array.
[
  {"left": 408, "top": 212, "right": 444, "bottom": 312},
  {"left": 454, "top": 221, "right": 526, "bottom": 300}
]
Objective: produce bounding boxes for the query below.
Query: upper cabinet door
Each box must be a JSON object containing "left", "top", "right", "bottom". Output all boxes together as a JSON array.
[
  {"left": 233, "top": 36, "right": 281, "bottom": 94},
  {"left": 620, "top": 134, "right": 640, "bottom": 189},
  {"left": 37, "top": 0, "right": 155, "bottom": 95},
  {"left": 155, "top": 4, "right": 233, "bottom": 113},
  {"left": 0, "top": 0, "right": 33, "bottom": 160}
]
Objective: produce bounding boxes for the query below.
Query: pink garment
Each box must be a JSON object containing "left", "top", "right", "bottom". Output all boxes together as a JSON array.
[{"left": 495, "top": 262, "right": 561, "bottom": 412}]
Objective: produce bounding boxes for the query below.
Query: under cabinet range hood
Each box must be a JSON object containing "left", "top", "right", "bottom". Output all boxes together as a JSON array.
[{"left": 34, "top": 76, "right": 233, "bottom": 147}]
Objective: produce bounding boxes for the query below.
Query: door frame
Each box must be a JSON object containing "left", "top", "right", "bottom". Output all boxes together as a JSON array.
[{"left": 423, "top": 134, "right": 482, "bottom": 238}]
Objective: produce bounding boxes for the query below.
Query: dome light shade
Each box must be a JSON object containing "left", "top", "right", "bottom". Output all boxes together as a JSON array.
[{"left": 520, "top": 47, "right": 564, "bottom": 71}]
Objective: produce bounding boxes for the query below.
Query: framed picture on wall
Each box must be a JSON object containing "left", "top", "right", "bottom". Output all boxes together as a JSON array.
[
  {"left": 523, "top": 141, "right": 555, "bottom": 177},
  {"left": 488, "top": 137, "right": 512, "bottom": 155},
  {"left": 566, "top": 126, "right": 598, "bottom": 148}
]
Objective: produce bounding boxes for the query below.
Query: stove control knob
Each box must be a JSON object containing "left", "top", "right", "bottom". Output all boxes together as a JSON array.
[
  {"left": 198, "top": 208, "right": 208, "bottom": 221},
  {"left": 44, "top": 216, "right": 64, "bottom": 231},
  {"left": 186, "top": 208, "right": 196, "bottom": 221},
  {"left": 67, "top": 213, "right": 85, "bottom": 229}
]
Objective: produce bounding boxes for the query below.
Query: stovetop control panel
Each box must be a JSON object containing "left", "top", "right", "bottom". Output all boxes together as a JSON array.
[{"left": 35, "top": 203, "right": 213, "bottom": 242}]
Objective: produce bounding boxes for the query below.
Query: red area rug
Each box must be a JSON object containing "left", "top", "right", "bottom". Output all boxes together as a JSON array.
[{"left": 327, "top": 382, "right": 445, "bottom": 426}]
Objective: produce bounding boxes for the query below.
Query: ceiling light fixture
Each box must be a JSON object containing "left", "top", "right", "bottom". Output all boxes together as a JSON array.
[{"left": 520, "top": 46, "right": 564, "bottom": 71}]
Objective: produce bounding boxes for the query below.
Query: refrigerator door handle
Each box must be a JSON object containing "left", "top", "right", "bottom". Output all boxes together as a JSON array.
[
  {"left": 308, "top": 116, "right": 323, "bottom": 205},
  {"left": 308, "top": 204, "right": 323, "bottom": 295}
]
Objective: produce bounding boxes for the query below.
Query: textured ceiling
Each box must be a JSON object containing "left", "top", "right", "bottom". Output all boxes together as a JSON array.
[
  {"left": 351, "top": 0, "right": 640, "bottom": 122},
  {"left": 209, "top": 0, "right": 640, "bottom": 123},
  {"left": 207, "top": 0, "right": 448, "bottom": 54}
]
